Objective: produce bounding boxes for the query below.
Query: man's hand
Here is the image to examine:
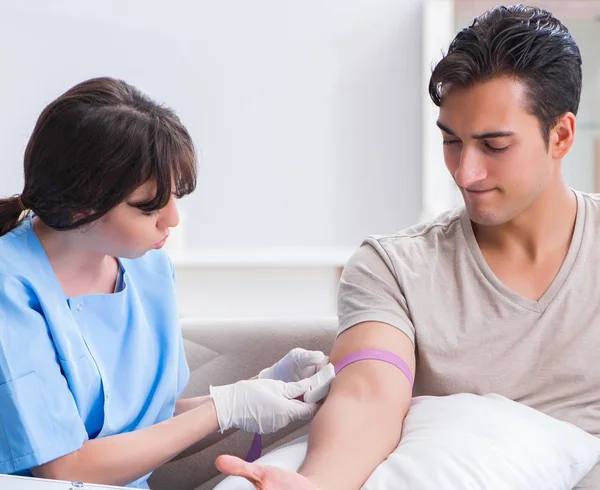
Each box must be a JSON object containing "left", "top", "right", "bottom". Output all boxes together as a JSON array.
[
  {"left": 258, "top": 348, "right": 329, "bottom": 383},
  {"left": 216, "top": 455, "right": 319, "bottom": 490}
]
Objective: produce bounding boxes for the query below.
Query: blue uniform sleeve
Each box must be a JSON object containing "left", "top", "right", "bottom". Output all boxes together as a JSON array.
[
  {"left": 168, "top": 259, "right": 190, "bottom": 398},
  {"left": 0, "top": 273, "right": 88, "bottom": 474}
]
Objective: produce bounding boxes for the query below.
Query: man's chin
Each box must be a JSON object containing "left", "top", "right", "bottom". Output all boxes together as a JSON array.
[{"left": 466, "top": 206, "right": 506, "bottom": 227}]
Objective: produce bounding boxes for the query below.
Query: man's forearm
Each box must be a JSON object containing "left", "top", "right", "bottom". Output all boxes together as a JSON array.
[{"left": 299, "top": 363, "right": 410, "bottom": 490}]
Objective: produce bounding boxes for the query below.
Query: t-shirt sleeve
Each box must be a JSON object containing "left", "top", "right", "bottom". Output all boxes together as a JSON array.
[
  {"left": 337, "top": 239, "right": 415, "bottom": 344},
  {"left": 168, "top": 258, "right": 190, "bottom": 399},
  {"left": 0, "top": 273, "right": 88, "bottom": 474}
]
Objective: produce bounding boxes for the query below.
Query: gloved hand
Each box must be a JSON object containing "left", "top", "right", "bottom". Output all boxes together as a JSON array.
[
  {"left": 210, "top": 377, "right": 318, "bottom": 434},
  {"left": 258, "top": 348, "right": 329, "bottom": 382}
]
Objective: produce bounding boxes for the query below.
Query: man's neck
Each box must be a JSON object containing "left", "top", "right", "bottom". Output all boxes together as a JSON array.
[{"left": 472, "top": 180, "right": 577, "bottom": 263}]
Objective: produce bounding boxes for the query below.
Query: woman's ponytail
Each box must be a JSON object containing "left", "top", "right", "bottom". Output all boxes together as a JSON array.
[{"left": 0, "top": 195, "right": 30, "bottom": 237}]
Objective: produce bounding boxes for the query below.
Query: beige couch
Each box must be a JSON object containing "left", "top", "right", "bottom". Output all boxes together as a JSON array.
[{"left": 148, "top": 319, "right": 337, "bottom": 490}]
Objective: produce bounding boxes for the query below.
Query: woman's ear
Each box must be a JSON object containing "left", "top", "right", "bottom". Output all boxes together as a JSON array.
[
  {"left": 72, "top": 210, "right": 93, "bottom": 221},
  {"left": 71, "top": 210, "right": 98, "bottom": 232}
]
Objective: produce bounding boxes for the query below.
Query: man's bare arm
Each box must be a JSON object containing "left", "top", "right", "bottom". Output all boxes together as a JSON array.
[{"left": 298, "top": 321, "right": 415, "bottom": 490}]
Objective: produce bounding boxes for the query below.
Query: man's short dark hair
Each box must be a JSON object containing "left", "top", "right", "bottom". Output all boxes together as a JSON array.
[{"left": 429, "top": 5, "right": 582, "bottom": 147}]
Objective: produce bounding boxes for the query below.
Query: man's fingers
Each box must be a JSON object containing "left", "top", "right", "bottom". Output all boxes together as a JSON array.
[{"left": 216, "top": 455, "right": 264, "bottom": 484}]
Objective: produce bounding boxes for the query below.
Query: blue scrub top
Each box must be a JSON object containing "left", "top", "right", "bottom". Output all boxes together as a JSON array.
[{"left": 0, "top": 217, "right": 190, "bottom": 488}]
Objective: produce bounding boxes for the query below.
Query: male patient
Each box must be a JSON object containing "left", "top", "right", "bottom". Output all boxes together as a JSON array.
[{"left": 218, "top": 5, "right": 599, "bottom": 489}]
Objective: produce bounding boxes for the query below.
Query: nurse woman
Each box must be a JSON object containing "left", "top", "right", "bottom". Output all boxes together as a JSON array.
[{"left": 0, "top": 77, "right": 323, "bottom": 488}]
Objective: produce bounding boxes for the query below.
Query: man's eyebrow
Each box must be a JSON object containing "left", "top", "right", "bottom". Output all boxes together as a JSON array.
[
  {"left": 436, "top": 121, "right": 515, "bottom": 139},
  {"left": 436, "top": 121, "right": 456, "bottom": 135}
]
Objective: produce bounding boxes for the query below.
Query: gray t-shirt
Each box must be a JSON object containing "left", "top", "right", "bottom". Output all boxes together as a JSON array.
[{"left": 338, "top": 190, "right": 600, "bottom": 489}]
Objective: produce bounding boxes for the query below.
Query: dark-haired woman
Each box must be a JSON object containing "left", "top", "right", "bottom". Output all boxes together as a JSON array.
[{"left": 0, "top": 77, "right": 321, "bottom": 488}]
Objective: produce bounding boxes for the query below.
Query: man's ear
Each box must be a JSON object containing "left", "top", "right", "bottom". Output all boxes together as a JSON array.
[{"left": 549, "top": 112, "right": 576, "bottom": 159}]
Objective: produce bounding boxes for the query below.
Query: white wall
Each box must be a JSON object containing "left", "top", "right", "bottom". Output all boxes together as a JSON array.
[
  {"left": 421, "top": 0, "right": 458, "bottom": 220},
  {"left": 562, "top": 19, "right": 600, "bottom": 192},
  {"left": 0, "top": 0, "right": 424, "bottom": 252}
]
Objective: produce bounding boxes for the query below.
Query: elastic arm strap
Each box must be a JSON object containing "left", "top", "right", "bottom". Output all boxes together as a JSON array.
[{"left": 334, "top": 348, "right": 414, "bottom": 388}]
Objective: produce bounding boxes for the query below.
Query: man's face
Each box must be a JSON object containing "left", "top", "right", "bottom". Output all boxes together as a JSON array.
[{"left": 438, "top": 77, "right": 555, "bottom": 226}]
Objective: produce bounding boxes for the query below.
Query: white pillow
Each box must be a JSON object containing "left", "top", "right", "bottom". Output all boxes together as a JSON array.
[{"left": 215, "top": 393, "right": 600, "bottom": 490}]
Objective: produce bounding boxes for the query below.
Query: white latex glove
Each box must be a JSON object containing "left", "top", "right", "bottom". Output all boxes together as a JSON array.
[
  {"left": 258, "top": 348, "right": 329, "bottom": 382},
  {"left": 209, "top": 377, "right": 318, "bottom": 434}
]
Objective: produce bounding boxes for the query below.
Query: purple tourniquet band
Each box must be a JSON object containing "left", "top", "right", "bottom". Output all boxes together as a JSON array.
[
  {"left": 334, "top": 348, "right": 414, "bottom": 388},
  {"left": 246, "top": 433, "right": 263, "bottom": 463}
]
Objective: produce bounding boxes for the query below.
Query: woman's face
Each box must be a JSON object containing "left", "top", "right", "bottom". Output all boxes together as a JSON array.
[{"left": 86, "top": 182, "right": 180, "bottom": 259}]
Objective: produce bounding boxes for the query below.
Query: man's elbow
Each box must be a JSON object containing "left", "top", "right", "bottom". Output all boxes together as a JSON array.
[{"left": 329, "top": 362, "right": 412, "bottom": 414}]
